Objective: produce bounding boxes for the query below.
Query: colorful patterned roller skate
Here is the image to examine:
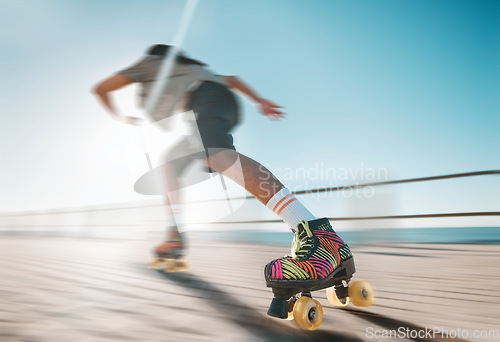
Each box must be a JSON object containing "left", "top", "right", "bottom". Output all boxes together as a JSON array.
[{"left": 265, "top": 218, "right": 374, "bottom": 330}]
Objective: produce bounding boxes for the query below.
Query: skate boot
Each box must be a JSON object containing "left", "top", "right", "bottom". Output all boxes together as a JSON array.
[
  {"left": 264, "top": 218, "right": 374, "bottom": 330},
  {"left": 149, "top": 228, "right": 189, "bottom": 273}
]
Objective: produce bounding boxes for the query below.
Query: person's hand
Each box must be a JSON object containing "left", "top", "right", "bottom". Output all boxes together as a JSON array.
[
  {"left": 257, "top": 99, "right": 286, "bottom": 120},
  {"left": 113, "top": 115, "right": 145, "bottom": 126}
]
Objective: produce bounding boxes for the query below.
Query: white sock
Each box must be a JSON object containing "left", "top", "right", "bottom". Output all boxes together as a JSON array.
[{"left": 266, "top": 188, "right": 315, "bottom": 231}]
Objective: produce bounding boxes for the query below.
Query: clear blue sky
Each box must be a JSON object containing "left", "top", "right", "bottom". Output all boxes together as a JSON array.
[{"left": 1, "top": 0, "right": 498, "bottom": 224}]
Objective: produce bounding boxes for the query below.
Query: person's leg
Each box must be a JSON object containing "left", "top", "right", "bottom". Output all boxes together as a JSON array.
[
  {"left": 207, "top": 149, "right": 315, "bottom": 230},
  {"left": 207, "top": 149, "right": 281, "bottom": 204},
  {"left": 207, "top": 149, "right": 353, "bottom": 296},
  {"left": 187, "top": 82, "right": 358, "bottom": 318},
  {"left": 158, "top": 138, "right": 204, "bottom": 233},
  {"left": 159, "top": 163, "right": 183, "bottom": 236},
  {"left": 153, "top": 154, "right": 195, "bottom": 258}
]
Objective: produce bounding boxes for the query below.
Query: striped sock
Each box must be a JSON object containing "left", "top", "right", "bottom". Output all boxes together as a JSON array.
[{"left": 266, "top": 188, "right": 316, "bottom": 231}]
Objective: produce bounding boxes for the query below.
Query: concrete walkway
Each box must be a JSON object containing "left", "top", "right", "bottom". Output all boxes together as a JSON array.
[{"left": 1, "top": 236, "right": 499, "bottom": 341}]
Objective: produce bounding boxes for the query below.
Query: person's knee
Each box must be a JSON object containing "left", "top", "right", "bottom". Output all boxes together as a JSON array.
[{"left": 206, "top": 149, "right": 239, "bottom": 172}]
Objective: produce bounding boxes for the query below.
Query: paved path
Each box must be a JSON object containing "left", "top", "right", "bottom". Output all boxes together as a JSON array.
[{"left": 1, "top": 236, "right": 499, "bottom": 341}]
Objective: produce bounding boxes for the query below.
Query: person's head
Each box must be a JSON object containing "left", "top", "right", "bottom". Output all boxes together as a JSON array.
[
  {"left": 145, "top": 44, "right": 206, "bottom": 66},
  {"left": 146, "top": 44, "right": 172, "bottom": 57}
]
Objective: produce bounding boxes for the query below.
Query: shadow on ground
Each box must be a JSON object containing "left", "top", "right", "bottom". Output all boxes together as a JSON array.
[
  {"left": 144, "top": 267, "right": 363, "bottom": 342},
  {"left": 342, "top": 308, "right": 471, "bottom": 342}
]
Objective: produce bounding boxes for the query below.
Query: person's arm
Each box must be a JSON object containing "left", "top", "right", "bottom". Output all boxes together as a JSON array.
[
  {"left": 221, "top": 75, "right": 286, "bottom": 120},
  {"left": 91, "top": 75, "right": 143, "bottom": 125}
]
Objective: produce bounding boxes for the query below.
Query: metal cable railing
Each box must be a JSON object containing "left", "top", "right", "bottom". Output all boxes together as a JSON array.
[
  {"left": 1, "top": 170, "right": 499, "bottom": 219},
  {"left": 206, "top": 212, "right": 500, "bottom": 225},
  {"left": 192, "top": 169, "right": 500, "bottom": 203},
  {"left": 193, "top": 169, "right": 500, "bottom": 224}
]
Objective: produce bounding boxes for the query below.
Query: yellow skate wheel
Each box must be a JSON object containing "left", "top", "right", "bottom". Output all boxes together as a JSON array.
[
  {"left": 292, "top": 297, "right": 323, "bottom": 331},
  {"left": 348, "top": 281, "right": 374, "bottom": 307},
  {"left": 175, "top": 260, "right": 190, "bottom": 272},
  {"left": 164, "top": 259, "right": 177, "bottom": 273},
  {"left": 326, "top": 286, "right": 349, "bottom": 307},
  {"left": 149, "top": 257, "right": 164, "bottom": 269}
]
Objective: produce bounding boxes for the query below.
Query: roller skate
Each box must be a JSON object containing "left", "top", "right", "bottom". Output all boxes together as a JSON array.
[
  {"left": 264, "top": 218, "right": 374, "bottom": 330},
  {"left": 149, "top": 228, "right": 189, "bottom": 273}
]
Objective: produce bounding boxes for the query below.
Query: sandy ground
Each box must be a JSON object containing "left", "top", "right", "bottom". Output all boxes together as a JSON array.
[{"left": 1, "top": 236, "right": 499, "bottom": 342}]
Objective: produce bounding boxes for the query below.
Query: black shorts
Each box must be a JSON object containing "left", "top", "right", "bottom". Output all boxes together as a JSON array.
[
  {"left": 187, "top": 81, "right": 240, "bottom": 155},
  {"left": 162, "top": 81, "right": 240, "bottom": 176}
]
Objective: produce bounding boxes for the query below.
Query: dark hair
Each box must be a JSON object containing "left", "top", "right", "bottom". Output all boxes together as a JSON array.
[{"left": 146, "top": 44, "right": 206, "bottom": 66}]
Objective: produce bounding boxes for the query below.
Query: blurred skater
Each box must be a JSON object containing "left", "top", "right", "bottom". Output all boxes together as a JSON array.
[{"left": 92, "top": 44, "right": 352, "bottom": 292}]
